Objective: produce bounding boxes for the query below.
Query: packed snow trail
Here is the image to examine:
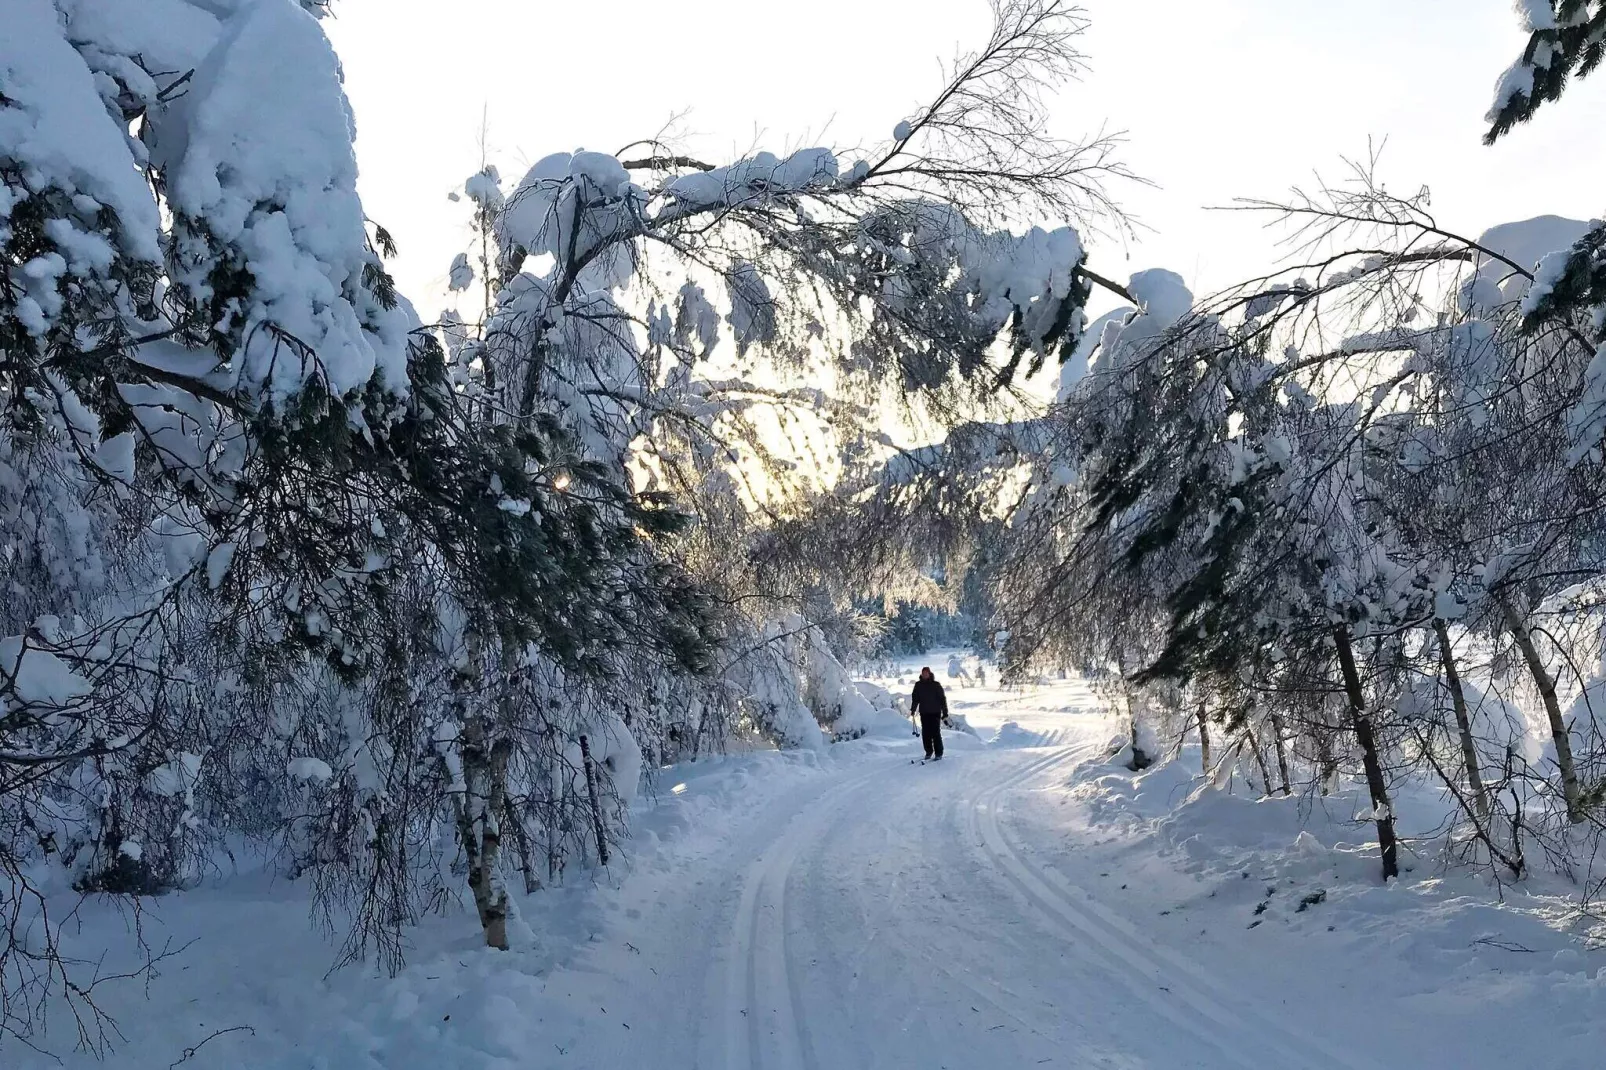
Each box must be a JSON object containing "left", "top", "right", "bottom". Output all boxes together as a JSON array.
[
  {"left": 23, "top": 671, "right": 1605, "bottom": 1069},
  {"left": 545, "top": 678, "right": 1374, "bottom": 1070}
]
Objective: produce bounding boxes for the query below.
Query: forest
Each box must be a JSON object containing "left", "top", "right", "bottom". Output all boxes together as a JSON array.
[{"left": 5, "top": 1, "right": 1606, "bottom": 1063}]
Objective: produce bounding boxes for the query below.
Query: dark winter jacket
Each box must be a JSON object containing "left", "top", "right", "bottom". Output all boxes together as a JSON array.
[{"left": 910, "top": 677, "right": 948, "bottom": 718}]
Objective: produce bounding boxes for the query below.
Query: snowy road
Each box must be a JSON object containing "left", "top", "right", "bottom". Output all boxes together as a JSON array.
[
  {"left": 558, "top": 679, "right": 1375, "bottom": 1070},
  {"left": 27, "top": 672, "right": 1602, "bottom": 1070}
]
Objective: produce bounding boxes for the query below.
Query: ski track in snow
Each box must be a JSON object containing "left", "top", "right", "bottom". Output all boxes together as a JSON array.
[
  {"left": 589, "top": 679, "right": 1382, "bottom": 1070},
  {"left": 968, "top": 752, "right": 1376, "bottom": 1070},
  {"left": 992, "top": 816, "right": 1383, "bottom": 1070},
  {"left": 668, "top": 691, "right": 1381, "bottom": 1070},
  {"left": 715, "top": 763, "right": 887, "bottom": 1070},
  {"left": 28, "top": 672, "right": 1591, "bottom": 1069}
]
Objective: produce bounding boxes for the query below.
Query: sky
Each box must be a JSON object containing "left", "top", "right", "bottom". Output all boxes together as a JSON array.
[{"left": 325, "top": 0, "right": 1606, "bottom": 324}]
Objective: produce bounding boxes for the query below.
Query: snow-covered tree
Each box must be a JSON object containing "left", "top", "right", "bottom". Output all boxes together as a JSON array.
[
  {"left": 950, "top": 149, "right": 1606, "bottom": 885},
  {"left": 1487, "top": 2, "right": 1606, "bottom": 459},
  {"left": 1485, "top": 0, "right": 1606, "bottom": 142},
  {"left": 426, "top": 0, "right": 1134, "bottom": 796},
  {"left": 1, "top": 0, "right": 720, "bottom": 1032},
  {"left": 3, "top": 3, "right": 1149, "bottom": 1035}
]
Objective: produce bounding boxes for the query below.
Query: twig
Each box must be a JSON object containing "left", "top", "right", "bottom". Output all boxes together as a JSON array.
[
  {"left": 169, "top": 1025, "right": 256, "bottom": 1068},
  {"left": 1471, "top": 937, "right": 1535, "bottom": 953}
]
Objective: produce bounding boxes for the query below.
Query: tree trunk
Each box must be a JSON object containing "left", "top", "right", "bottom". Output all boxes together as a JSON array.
[
  {"left": 1269, "top": 712, "right": 1292, "bottom": 796},
  {"left": 1315, "top": 700, "right": 1339, "bottom": 796},
  {"left": 547, "top": 725, "right": 563, "bottom": 883},
  {"left": 504, "top": 797, "right": 542, "bottom": 895},
  {"left": 491, "top": 649, "right": 539, "bottom": 896},
  {"left": 1129, "top": 716, "right": 1153, "bottom": 770},
  {"left": 1433, "top": 618, "right": 1490, "bottom": 822},
  {"left": 1411, "top": 719, "right": 1524, "bottom": 878},
  {"left": 480, "top": 737, "right": 513, "bottom": 950},
  {"left": 1197, "top": 703, "right": 1213, "bottom": 773},
  {"left": 1500, "top": 597, "right": 1583, "bottom": 823},
  {"left": 1333, "top": 626, "right": 1399, "bottom": 880},
  {"left": 579, "top": 733, "right": 611, "bottom": 867},
  {"left": 1124, "top": 680, "right": 1153, "bottom": 771},
  {"left": 1246, "top": 725, "right": 1274, "bottom": 798},
  {"left": 448, "top": 628, "right": 516, "bottom": 950},
  {"left": 455, "top": 715, "right": 515, "bottom": 949}
]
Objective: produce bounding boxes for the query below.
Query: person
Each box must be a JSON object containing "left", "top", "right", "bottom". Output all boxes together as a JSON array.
[{"left": 910, "top": 666, "right": 948, "bottom": 761}]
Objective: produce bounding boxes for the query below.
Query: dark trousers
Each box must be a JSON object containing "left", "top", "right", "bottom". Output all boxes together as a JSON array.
[{"left": 919, "top": 713, "right": 944, "bottom": 759}]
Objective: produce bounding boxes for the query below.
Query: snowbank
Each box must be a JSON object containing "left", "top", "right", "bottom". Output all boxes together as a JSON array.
[
  {"left": 734, "top": 614, "right": 915, "bottom": 747},
  {"left": 990, "top": 720, "right": 1041, "bottom": 747},
  {"left": 585, "top": 711, "right": 644, "bottom": 808},
  {"left": 943, "top": 711, "right": 982, "bottom": 741},
  {"left": 840, "top": 679, "right": 919, "bottom": 740},
  {"left": 19, "top": 730, "right": 894, "bottom": 1069},
  {"left": 1047, "top": 744, "right": 1606, "bottom": 1069}
]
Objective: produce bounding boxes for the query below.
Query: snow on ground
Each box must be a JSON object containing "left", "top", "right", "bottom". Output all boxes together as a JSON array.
[
  {"left": 14, "top": 654, "right": 1606, "bottom": 1068},
  {"left": 1050, "top": 754, "right": 1606, "bottom": 1069}
]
